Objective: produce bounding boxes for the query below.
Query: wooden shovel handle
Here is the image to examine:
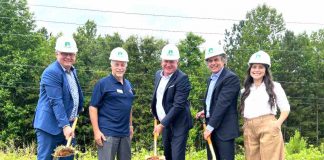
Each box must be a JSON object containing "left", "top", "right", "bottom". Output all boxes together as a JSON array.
[
  {"left": 203, "top": 123, "right": 217, "bottom": 160},
  {"left": 66, "top": 117, "right": 78, "bottom": 147},
  {"left": 154, "top": 119, "right": 158, "bottom": 156},
  {"left": 202, "top": 123, "right": 213, "bottom": 144}
]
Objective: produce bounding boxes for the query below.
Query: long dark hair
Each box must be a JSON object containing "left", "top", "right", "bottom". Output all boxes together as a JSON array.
[{"left": 240, "top": 64, "right": 277, "bottom": 115}]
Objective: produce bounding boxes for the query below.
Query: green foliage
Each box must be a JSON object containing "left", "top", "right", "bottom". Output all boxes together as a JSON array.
[
  {"left": 0, "top": 0, "right": 49, "bottom": 147},
  {"left": 286, "top": 130, "right": 307, "bottom": 154},
  {"left": 225, "top": 3, "right": 285, "bottom": 81},
  {"left": 178, "top": 32, "right": 208, "bottom": 109},
  {"left": 1, "top": 137, "right": 323, "bottom": 160},
  {"left": 0, "top": 0, "right": 323, "bottom": 155},
  {"left": 286, "top": 145, "right": 324, "bottom": 160},
  {"left": 285, "top": 131, "right": 324, "bottom": 160}
]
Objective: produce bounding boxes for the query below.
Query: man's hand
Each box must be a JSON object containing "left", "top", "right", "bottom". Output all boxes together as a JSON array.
[
  {"left": 94, "top": 130, "right": 106, "bottom": 147},
  {"left": 195, "top": 110, "right": 205, "bottom": 119},
  {"left": 203, "top": 129, "right": 212, "bottom": 140},
  {"left": 153, "top": 124, "right": 164, "bottom": 136},
  {"left": 63, "top": 126, "right": 74, "bottom": 140}
]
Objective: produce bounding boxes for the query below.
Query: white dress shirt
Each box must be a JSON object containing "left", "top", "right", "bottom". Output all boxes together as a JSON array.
[
  {"left": 205, "top": 68, "right": 223, "bottom": 118},
  {"left": 243, "top": 82, "right": 290, "bottom": 119},
  {"left": 156, "top": 72, "right": 173, "bottom": 121}
]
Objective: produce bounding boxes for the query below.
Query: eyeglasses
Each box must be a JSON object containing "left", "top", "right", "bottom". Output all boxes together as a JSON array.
[{"left": 60, "top": 52, "right": 76, "bottom": 57}]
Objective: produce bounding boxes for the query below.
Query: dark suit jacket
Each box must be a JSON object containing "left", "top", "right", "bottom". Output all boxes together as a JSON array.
[
  {"left": 151, "top": 69, "right": 193, "bottom": 136},
  {"left": 33, "top": 61, "right": 84, "bottom": 135},
  {"left": 204, "top": 68, "right": 240, "bottom": 141}
]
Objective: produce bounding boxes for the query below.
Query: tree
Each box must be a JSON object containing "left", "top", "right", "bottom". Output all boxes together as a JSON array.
[
  {"left": 0, "top": 0, "right": 50, "bottom": 147},
  {"left": 225, "top": 4, "right": 286, "bottom": 80},
  {"left": 125, "top": 35, "right": 165, "bottom": 150},
  {"left": 178, "top": 32, "right": 207, "bottom": 110},
  {"left": 177, "top": 32, "right": 207, "bottom": 149},
  {"left": 308, "top": 30, "right": 324, "bottom": 144}
]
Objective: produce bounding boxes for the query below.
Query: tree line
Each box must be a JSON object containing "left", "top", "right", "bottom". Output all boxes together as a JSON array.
[{"left": 0, "top": 0, "right": 323, "bottom": 152}]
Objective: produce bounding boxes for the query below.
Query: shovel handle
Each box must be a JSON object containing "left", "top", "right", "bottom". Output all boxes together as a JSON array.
[
  {"left": 203, "top": 123, "right": 217, "bottom": 160},
  {"left": 66, "top": 117, "right": 78, "bottom": 147},
  {"left": 154, "top": 119, "right": 158, "bottom": 156}
]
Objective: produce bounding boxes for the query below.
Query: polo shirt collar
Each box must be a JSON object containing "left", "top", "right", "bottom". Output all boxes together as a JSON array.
[{"left": 110, "top": 74, "right": 125, "bottom": 84}]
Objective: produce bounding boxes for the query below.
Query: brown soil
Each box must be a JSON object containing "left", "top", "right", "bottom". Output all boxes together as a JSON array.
[
  {"left": 53, "top": 147, "right": 74, "bottom": 157},
  {"left": 146, "top": 156, "right": 161, "bottom": 160}
]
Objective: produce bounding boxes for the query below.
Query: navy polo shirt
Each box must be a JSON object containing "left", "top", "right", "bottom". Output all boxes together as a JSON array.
[{"left": 90, "top": 74, "right": 135, "bottom": 137}]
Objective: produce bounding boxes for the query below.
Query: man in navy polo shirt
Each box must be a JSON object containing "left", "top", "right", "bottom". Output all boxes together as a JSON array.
[{"left": 89, "top": 47, "right": 135, "bottom": 160}]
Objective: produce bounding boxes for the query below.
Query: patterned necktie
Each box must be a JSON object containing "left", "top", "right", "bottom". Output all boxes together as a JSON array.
[{"left": 66, "top": 71, "right": 79, "bottom": 120}]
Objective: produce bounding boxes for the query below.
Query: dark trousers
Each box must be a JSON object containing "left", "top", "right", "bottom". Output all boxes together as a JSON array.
[
  {"left": 36, "top": 129, "right": 74, "bottom": 160},
  {"left": 207, "top": 133, "right": 235, "bottom": 160},
  {"left": 162, "top": 127, "right": 188, "bottom": 160}
]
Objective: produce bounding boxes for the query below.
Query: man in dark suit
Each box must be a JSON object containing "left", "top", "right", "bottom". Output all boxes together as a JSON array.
[
  {"left": 151, "top": 44, "right": 193, "bottom": 160},
  {"left": 33, "top": 36, "right": 84, "bottom": 160},
  {"left": 196, "top": 45, "right": 240, "bottom": 160}
]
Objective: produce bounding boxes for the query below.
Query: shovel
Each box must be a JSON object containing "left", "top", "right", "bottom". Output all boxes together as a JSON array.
[
  {"left": 201, "top": 119, "right": 217, "bottom": 160},
  {"left": 53, "top": 117, "right": 78, "bottom": 159},
  {"left": 145, "top": 119, "right": 165, "bottom": 160}
]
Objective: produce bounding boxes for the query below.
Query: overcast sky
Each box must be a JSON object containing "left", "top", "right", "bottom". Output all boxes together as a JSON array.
[{"left": 27, "top": 0, "right": 324, "bottom": 45}]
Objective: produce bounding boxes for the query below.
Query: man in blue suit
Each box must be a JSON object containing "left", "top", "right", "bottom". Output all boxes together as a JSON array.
[
  {"left": 196, "top": 45, "right": 240, "bottom": 160},
  {"left": 151, "top": 44, "right": 193, "bottom": 160},
  {"left": 33, "top": 36, "right": 84, "bottom": 160}
]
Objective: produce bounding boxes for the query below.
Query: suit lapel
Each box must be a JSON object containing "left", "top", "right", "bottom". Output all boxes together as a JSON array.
[
  {"left": 165, "top": 69, "right": 178, "bottom": 90},
  {"left": 213, "top": 68, "right": 227, "bottom": 91},
  {"left": 55, "top": 61, "right": 72, "bottom": 94},
  {"left": 205, "top": 68, "right": 227, "bottom": 109},
  {"left": 153, "top": 71, "right": 162, "bottom": 95}
]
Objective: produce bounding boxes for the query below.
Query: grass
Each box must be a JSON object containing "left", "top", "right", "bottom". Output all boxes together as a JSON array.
[
  {"left": 1, "top": 131, "right": 323, "bottom": 160},
  {"left": 1, "top": 146, "right": 323, "bottom": 160}
]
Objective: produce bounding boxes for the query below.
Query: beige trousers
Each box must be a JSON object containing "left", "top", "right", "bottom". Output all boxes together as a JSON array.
[{"left": 243, "top": 114, "right": 285, "bottom": 160}]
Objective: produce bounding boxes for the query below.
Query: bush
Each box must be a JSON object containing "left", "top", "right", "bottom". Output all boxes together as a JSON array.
[
  {"left": 1, "top": 130, "right": 323, "bottom": 159},
  {"left": 286, "top": 145, "right": 324, "bottom": 160},
  {"left": 286, "top": 130, "right": 307, "bottom": 154}
]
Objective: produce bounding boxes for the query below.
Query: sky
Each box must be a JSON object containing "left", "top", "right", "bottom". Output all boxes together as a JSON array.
[{"left": 27, "top": 0, "right": 324, "bottom": 45}]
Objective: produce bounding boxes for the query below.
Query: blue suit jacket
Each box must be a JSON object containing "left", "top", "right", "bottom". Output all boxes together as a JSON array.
[
  {"left": 151, "top": 69, "right": 193, "bottom": 136},
  {"left": 204, "top": 68, "right": 240, "bottom": 141},
  {"left": 33, "top": 61, "right": 84, "bottom": 135}
]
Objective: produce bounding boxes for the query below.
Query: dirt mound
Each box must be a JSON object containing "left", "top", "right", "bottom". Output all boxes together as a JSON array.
[{"left": 53, "top": 145, "right": 75, "bottom": 157}]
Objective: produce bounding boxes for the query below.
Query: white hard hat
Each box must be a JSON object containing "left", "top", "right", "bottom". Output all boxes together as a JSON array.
[
  {"left": 204, "top": 45, "right": 226, "bottom": 60},
  {"left": 55, "top": 36, "right": 78, "bottom": 53},
  {"left": 160, "top": 44, "right": 180, "bottom": 60},
  {"left": 109, "top": 47, "right": 129, "bottom": 62},
  {"left": 248, "top": 50, "right": 271, "bottom": 67}
]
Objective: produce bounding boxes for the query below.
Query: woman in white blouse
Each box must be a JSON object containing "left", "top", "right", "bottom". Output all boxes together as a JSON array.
[{"left": 240, "top": 50, "right": 290, "bottom": 160}]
